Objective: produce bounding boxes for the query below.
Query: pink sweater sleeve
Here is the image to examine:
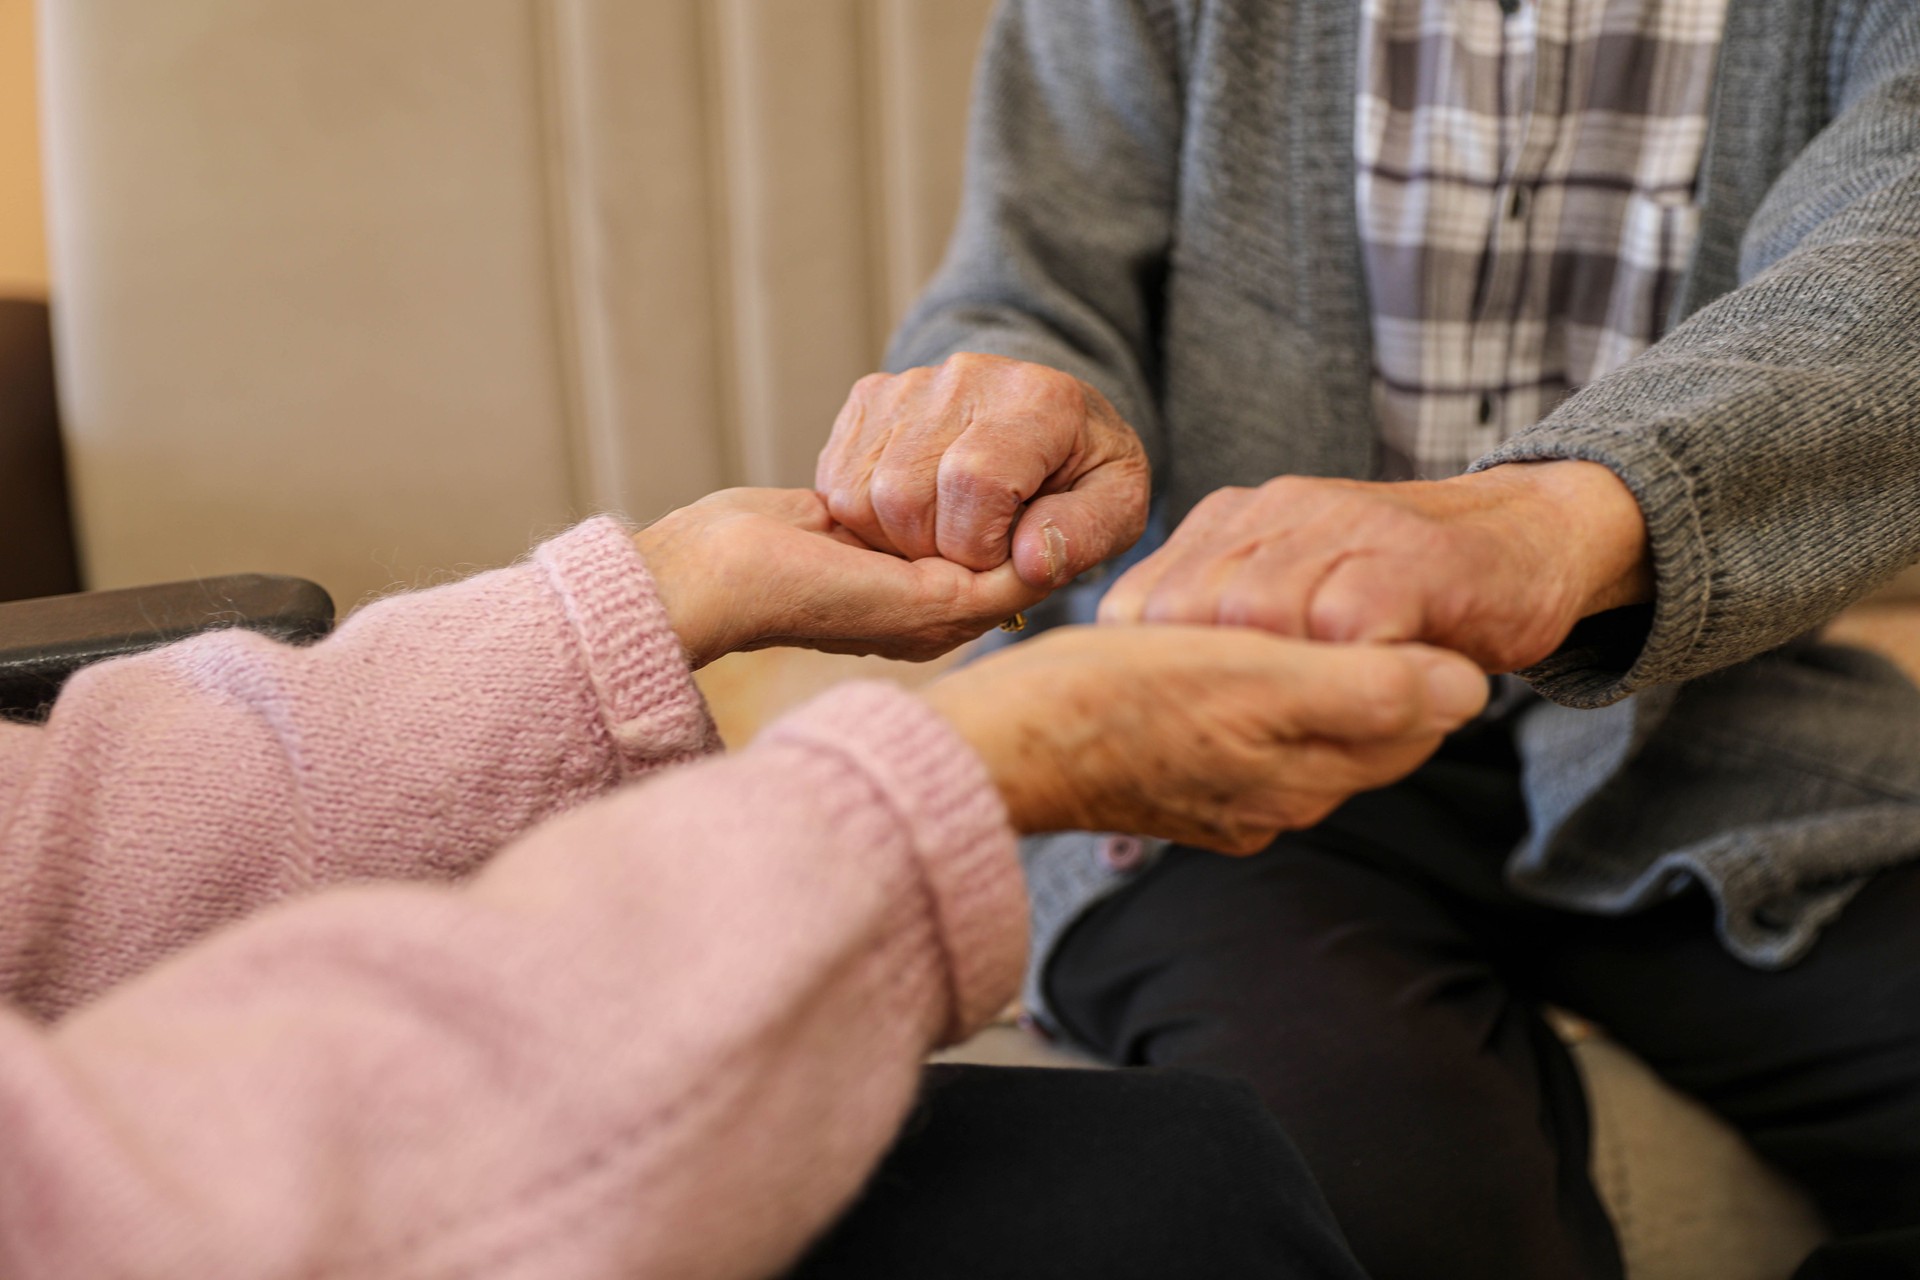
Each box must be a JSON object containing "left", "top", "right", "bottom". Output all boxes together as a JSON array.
[
  {"left": 0, "top": 517, "right": 720, "bottom": 1021},
  {"left": 0, "top": 516, "right": 1029, "bottom": 1278},
  {"left": 0, "top": 680, "right": 1027, "bottom": 1279}
]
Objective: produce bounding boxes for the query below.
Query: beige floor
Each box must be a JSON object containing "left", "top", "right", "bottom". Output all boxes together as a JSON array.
[{"left": 693, "top": 646, "right": 968, "bottom": 748}]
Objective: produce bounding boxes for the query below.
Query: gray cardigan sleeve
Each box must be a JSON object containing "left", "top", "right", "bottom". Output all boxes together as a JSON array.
[
  {"left": 1476, "top": 2, "right": 1920, "bottom": 708},
  {"left": 885, "top": 0, "right": 1186, "bottom": 472}
]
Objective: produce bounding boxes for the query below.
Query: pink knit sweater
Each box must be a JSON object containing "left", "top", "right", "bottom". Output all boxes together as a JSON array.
[{"left": 0, "top": 517, "right": 1027, "bottom": 1279}]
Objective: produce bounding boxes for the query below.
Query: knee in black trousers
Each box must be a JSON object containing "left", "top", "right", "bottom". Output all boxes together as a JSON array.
[
  {"left": 1046, "top": 725, "right": 1920, "bottom": 1280},
  {"left": 791, "top": 1065, "right": 1368, "bottom": 1280},
  {"left": 1047, "top": 841, "right": 1623, "bottom": 1280}
]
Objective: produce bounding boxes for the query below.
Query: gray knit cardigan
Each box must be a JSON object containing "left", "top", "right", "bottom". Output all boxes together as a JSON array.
[{"left": 888, "top": 0, "right": 1920, "bottom": 972}]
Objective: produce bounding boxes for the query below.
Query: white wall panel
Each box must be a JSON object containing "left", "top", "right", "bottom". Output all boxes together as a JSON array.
[
  {"left": 45, "top": 0, "right": 997, "bottom": 605},
  {"left": 538, "top": 0, "right": 731, "bottom": 521},
  {"left": 710, "top": 0, "right": 884, "bottom": 489},
  {"left": 44, "top": 0, "right": 585, "bottom": 605},
  {"left": 871, "top": 0, "right": 998, "bottom": 319}
]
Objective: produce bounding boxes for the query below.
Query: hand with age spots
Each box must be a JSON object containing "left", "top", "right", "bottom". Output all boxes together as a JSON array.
[
  {"left": 921, "top": 626, "right": 1489, "bottom": 853},
  {"left": 1100, "top": 463, "right": 1654, "bottom": 674}
]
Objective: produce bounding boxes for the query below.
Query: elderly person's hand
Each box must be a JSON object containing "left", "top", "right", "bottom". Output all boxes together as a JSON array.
[
  {"left": 924, "top": 627, "right": 1488, "bottom": 853},
  {"left": 634, "top": 487, "right": 1048, "bottom": 667},
  {"left": 815, "top": 353, "right": 1152, "bottom": 590},
  {"left": 1099, "top": 462, "right": 1654, "bottom": 674}
]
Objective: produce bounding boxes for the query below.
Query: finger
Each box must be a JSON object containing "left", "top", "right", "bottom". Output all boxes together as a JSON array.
[
  {"left": 872, "top": 560, "right": 1047, "bottom": 660},
  {"left": 1256, "top": 737, "right": 1450, "bottom": 808},
  {"left": 817, "top": 376, "right": 888, "bottom": 514},
  {"left": 865, "top": 446, "right": 946, "bottom": 560},
  {"left": 932, "top": 417, "right": 1078, "bottom": 573},
  {"left": 1304, "top": 553, "right": 1428, "bottom": 646},
  {"left": 825, "top": 523, "right": 884, "bottom": 550},
  {"left": 1098, "top": 489, "right": 1256, "bottom": 623},
  {"left": 1163, "top": 740, "right": 1444, "bottom": 854},
  {"left": 1136, "top": 542, "right": 1257, "bottom": 626},
  {"left": 1202, "top": 483, "right": 1373, "bottom": 637},
  {"left": 1009, "top": 455, "right": 1151, "bottom": 589},
  {"left": 832, "top": 549, "right": 1042, "bottom": 646},
  {"left": 1098, "top": 554, "right": 1164, "bottom": 624},
  {"left": 1211, "top": 536, "right": 1338, "bottom": 637},
  {"left": 820, "top": 373, "right": 960, "bottom": 560},
  {"left": 1237, "top": 637, "right": 1489, "bottom": 741},
  {"left": 911, "top": 557, "right": 1049, "bottom": 626},
  {"left": 1183, "top": 737, "right": 1450, "bottom": 853}
]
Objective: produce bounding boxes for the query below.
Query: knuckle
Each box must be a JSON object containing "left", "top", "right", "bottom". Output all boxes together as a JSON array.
[
  {"left": 866, "top": 467, "right": 930, "bottom": 528},
  {"left": 938, "top": 351, "right": 1009, "bottom": 392},
  {"left": 821, "top": 483, "right": 869, "bottom": 523},
  {"left": 1029, "top": 362, "right": 1079, "bottom": 397},
  {"left": 1216, "top": 584, "right": 1287, "bottom": 632},
  {"left": 1139, "top": 587, "right": 1202, "bottom": 626},
  {"left": 1191, "top": 485, "right": 1255, "bottom": 522},
  {"left": 895, "top": 365, "right": 937, "bottom": 397},
  {"left": 941, "top": 350, "right": 992, "bottom": 375},
  {"left": 1257, "top": 474, "right": 1315, "bottom": 506},
  {"left": 832, "top": 376, "right": 890, "bottom": 431},
  {"left": 937, "top": 447, "right": 1023, "bottom": 506}
]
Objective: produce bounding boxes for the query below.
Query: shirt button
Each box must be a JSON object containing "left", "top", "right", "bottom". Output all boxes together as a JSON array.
[
  {"left": 1102, "top": 835, "right": 1147, "bottom": 871},
  {"left": 1510, "top": 186, "right": 1532, "bottom": 220}
]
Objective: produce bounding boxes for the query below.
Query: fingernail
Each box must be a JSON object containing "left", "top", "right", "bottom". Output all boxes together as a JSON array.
[
  {"left": 1418, "top": 655, "right": 1490, "bottom": 726},
  {"left": 1042, "top": 523, "right": 1069, "bottom": 586}
]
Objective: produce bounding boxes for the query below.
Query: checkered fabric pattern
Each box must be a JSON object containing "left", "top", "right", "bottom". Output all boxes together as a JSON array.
[{"left": 1357, "top": 0, "right": 1728, "bottom": 480}]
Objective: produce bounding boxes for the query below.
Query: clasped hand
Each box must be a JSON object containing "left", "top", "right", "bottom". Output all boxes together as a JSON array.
[
  {"left": 632, "top": 487, "right": 1486, "bottom": 855},
  {"left": 810, "top": 353, "right": 1650, "bottom": 676},
  {"left": 1100, "top": 465, "right": 1655, "bottom": 673},
  {"left": 635, "top": 488, "right": 1046, "bottom": 669},
  {"left": 786, "top": 352, "right": 1660, "bottom": 853}
]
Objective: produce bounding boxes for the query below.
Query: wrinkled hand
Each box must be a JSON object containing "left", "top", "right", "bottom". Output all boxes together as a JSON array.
[
  {"left": 922, "top": 627, "right": 1489, "bottom": 852},
  {"left": 634, "top": 489, "right": 1046, "bottom": 668},
  {"left": 816, "top": 353, "right": 1152, "bottom": 590},
  {"left": 1099, "top": 463, "right": 1653, "bottom": 673}
]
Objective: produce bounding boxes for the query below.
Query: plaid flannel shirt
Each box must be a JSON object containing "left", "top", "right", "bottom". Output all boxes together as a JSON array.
[{"left": 1358, "top": 0, "right": 1728, "bottom": 480}]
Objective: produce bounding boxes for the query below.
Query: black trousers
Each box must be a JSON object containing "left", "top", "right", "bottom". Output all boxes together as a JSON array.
[
  {"left": 1044, "top": 721, "right": 1920, "bottom": 1280},
  {"left": 792, "top": 1064, "right": 1369, "bottom": 1280}
]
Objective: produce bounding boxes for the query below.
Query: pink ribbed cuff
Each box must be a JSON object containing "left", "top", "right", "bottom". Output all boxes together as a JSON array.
[
  {"left": 764, "top": 682, "right": 1026, "bottom": 1043},
  {"left": 534, "top": 518, "right": 720, "bottom": 772}
]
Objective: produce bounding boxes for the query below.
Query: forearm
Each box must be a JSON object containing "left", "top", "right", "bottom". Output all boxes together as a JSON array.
[
  {"left": 1476, "top": 16, "right": 1920, "bottom": 705},
  {"left": 0, "top": 518, "right": 718, "bottom": 1018},
  {"left": 0, "top": 684, "right": 1021, "bottom": 1280}
]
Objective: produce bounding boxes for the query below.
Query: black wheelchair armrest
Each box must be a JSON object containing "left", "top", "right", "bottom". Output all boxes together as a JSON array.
[{"left": 0, "top": 575, "right": 336, "bottom": 724}]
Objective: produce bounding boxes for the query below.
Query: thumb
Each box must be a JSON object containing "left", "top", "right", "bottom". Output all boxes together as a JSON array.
[
  {"left": 1011, "top": 463, "right": 1149, "bottom": 589},
  {"left": 1252, "top": 642, "right": 1489, "bottom": 742}
]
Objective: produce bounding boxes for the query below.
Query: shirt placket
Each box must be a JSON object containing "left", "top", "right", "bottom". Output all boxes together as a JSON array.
[{"left": 1469, "top": 0, "right": 1568, "bottom": 445}]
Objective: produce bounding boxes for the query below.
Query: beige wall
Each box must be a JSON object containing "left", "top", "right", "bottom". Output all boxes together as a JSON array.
[
  {"left": 0, "top": 0, "right": 45, "bottom": 297},
  {"left": 41, "top": 0, "right": 997, "bottom": 606}
]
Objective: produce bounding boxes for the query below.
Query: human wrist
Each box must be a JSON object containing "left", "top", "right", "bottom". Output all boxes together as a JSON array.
[
  {"left": 1477, "top": 461, "right": 1653, "bottom": 620},
  {"left": 919, "top": 680, "right": 1057, "bottom": 834},
  {"left": 631, "top": 523, "right": 732, "bottom": 668}
]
